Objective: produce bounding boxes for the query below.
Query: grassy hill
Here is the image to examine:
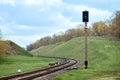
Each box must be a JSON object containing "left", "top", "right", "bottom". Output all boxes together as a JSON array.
[
  {"left": 31, "top": 36, "right": 120, "bottom": 80},
  {"left": 0, "top": 40, "right": 32, "bottom": 56}
]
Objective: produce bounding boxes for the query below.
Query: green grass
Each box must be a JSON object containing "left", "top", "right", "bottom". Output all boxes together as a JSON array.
[
  {"left": 0, "top": 55, "right": 58, "bottom": 77},
  {"left": 31, "top": 36, "right": 120, "bottom": 80}
]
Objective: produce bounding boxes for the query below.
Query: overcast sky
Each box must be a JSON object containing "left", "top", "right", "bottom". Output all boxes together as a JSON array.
[{"left": 0, "top": 0, "right": 119, "bottom": 48}]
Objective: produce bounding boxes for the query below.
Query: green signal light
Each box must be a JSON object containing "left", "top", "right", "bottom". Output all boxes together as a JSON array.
[{"left": 82, "top": 11, "right": 89, "bottom": 22}]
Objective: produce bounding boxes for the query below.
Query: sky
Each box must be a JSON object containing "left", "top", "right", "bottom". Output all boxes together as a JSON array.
[{"left": 0, "top": 0, "right": 119, "bottom": 48}]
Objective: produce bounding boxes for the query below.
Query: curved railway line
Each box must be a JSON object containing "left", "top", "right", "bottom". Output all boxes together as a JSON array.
[{"left": 0, "top": 56, "right": 81, "bottom": 80}]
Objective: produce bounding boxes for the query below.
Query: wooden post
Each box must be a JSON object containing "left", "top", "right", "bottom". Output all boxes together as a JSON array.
[
  {"left": 85, "top": 22, "right": 88, "bottom": 69},
  {"left": 82, "top": 10, "right": 89, "bottom": 69}
]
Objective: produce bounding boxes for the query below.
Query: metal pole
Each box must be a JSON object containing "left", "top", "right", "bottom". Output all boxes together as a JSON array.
[{"left": 85, "top": 22, "right": 88, "bottom": 69}]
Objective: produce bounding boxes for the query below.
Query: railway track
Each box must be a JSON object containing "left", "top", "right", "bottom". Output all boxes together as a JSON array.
[{"left": 0, "top": 56, "right": 79, "bottom": 80}]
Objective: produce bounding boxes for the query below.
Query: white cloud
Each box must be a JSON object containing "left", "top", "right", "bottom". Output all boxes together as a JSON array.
[
  {"left": 0, "top": 0, "right": 15, "bottom": 6},
  {"left": 7, "top": 35, "right": 42, "bottom": 47},
  {"left": 0, "top": 16, "right": 4, "bottom": 21},
  {"left": 9, "top": 35, "right": 41, "bottom": 42},
  {"left": 24, "top": 0, "right": 62, "bottom": 7},
  {"left": 24, "top": 0, "right": 43, "bottom": 6},
  {"left": 69, "top": 22, "right": 80, "bottom": 27},
  {"left": 64, "top": 4, "right": 112, "bottom": 22},
  {"left": 0, "top": 22, "right": 14, "bottom": 34},
  {"left": 52, "top": 13, "right": 71, "bottom": 26},
  {"left": 39, "top": 8, "right": 46, "bottom": 12},
  {"left": 90, "top": 8, "right": 112, "bottom": 21},
  {"left": 0, "top": 20, "right": 40, "bottom": 33},
  {"left": 17, "top": 25, "right": 41, "bottom": 30}
]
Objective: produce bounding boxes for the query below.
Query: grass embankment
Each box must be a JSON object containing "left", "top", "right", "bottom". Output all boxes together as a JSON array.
[
  {"left": 31, "top": 36, "right": 120, "bottom": 80},
  {"left": 0, "top": 55, "right": 58, "bottom": 77},
  {"left": 0, "top": 40, "right": 32, "bottom": 56}
]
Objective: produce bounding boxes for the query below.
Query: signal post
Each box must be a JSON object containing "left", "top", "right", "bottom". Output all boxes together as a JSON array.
[{"left": 82, "top": 10, "right": 89, "bottom": 69}]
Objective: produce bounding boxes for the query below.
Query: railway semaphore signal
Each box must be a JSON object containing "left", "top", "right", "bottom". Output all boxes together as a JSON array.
[
  {"left": 82, "top": 10, "right": 89, "bottom": 69},
  {"left": 82, "top": 11, "right": 89, "bottom": 22}
]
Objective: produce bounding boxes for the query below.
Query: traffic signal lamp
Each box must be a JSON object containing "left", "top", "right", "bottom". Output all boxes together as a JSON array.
[{"left": 82, "top": 11, "right": 89, "bottom": 22}]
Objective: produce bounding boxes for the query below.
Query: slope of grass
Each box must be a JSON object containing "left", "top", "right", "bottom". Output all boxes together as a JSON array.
[
  {"left": 31, "top": 36, "right": 120, "bottom": 80},
  {"left": 7, "top": 40, "right": 32, "bottom": 56},
  {"left": 0, "top": 55, "right": 58, "bottom": 77},
  {"left": 0, "top": 40, "right": 32, "bottom": 57}
]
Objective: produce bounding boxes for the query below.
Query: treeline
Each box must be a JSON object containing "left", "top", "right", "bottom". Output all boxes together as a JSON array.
[
  {"left": 27, "top": 27, "right": 93, "bottom": 51},
  {"left": 92, "top": 11, "right": 120, "bottom": 38},
  {"left": 27, "top": 11, "right": 120, "bottom": 51}
]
